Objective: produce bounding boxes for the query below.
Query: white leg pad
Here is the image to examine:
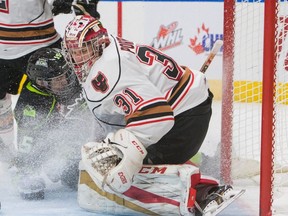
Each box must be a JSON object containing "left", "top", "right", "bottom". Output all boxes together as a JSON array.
[{"left": 78, "top": 161, "right": 200, "bottom": 215}]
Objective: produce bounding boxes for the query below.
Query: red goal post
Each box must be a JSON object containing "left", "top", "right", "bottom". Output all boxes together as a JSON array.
[{"left": 222, "top": 0, "right": 288, "bottom": 215}]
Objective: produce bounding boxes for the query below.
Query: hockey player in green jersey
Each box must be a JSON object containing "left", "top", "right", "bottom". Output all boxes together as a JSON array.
[{"left": 12, "top": 48, "right": 99, "bottom": 200}]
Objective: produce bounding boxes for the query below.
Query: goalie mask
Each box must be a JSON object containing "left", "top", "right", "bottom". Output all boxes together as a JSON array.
[
  {"left": 62, "top": 15, "right": 110, "bottom": 82},
  {"left": 26, "top": 48, "right": 79, "bottom": 98}
]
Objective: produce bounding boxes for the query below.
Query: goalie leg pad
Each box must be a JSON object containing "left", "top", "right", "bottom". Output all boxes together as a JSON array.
[
  {"left": 78, "top": 163, "right": 201, "bottom": 215},
  {"left": 78, "top": 161, "right": 148, "bottom": 215}
]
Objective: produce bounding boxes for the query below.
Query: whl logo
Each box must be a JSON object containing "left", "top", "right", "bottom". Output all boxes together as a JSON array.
[
  {"left": 151, "top": 21, "right": 183, "bottom": 51},
  {"left": 189, "top": 23, "right": 209, "bottom": 55}
]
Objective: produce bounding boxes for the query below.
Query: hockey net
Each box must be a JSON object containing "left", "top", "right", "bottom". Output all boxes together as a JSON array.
[{"left": 222, "top": 1, "right": 288, "bottom": 215}]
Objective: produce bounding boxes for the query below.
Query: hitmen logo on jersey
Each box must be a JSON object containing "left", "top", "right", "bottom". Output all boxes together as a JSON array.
[
  {"left": 151, "top": 21, "right": 183, "bottom": 51},
  {"left": 0, "top": 0, "right": 9, "bottom": 13},
  {"left": 91, "top": 71, "right": 109, "bottom": 93},
  {"left": 188, "top": 23, "right": 209, "bottom": 55}
]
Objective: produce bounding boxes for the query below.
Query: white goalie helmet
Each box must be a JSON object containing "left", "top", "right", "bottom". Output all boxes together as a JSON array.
[{"left": 62, "top": 15, "right": 110, "bottom": 83}]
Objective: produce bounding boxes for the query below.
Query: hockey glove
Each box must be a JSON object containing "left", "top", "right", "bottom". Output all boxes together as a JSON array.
[
  {"left": 52, "top": 0, "right": 73, "bottom": 16},
  {"left": 73, "top": 0, "right": 100, "bottom": 19},
  {"left": 81, "top": 129, "right": 147, "bottom": 193}
]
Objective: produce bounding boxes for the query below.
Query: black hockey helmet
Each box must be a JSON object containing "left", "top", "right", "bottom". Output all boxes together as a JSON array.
[{"left": 27, "top": 47, "right": 79, "bottom": 97}]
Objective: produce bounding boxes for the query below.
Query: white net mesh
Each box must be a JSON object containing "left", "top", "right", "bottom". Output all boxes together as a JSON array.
[{"left": 223, "top": 1, "right": 288, "bottom": 214}]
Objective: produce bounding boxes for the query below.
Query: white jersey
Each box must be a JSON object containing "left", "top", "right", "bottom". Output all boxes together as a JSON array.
[
  {"left": 0, "top": 0, "right": 60, "bottom": 59},
  {"left": 83, "top": 35, "right": 209, "bottom": 147}
]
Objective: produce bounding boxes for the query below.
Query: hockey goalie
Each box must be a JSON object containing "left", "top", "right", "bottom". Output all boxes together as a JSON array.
[
  {"left": 61, "top": 15, "right": 244, "bottom": 215},
  {"left": 78, "top": 129, "right": 243, "bottom": 216}
]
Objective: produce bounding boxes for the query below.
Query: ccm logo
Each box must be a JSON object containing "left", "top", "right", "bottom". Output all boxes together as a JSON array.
[
  {"left": 132, "top": 140, "right": 145, "bottom": 154},
  {"left": 118, "top": 172, "right": 127, "bottom": 184},
  {"left": 139, "top": 166, "right": 167, "bottom": 174}
]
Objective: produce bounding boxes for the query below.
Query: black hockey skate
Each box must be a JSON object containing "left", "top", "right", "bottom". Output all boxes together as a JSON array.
[{"left": 195, "top": 185, "right": 244, "bottom": 216}]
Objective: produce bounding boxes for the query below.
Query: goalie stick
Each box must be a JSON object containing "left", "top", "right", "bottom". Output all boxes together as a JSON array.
[{"left": 199, "top": 40, "right": 223, "bottom": 73}]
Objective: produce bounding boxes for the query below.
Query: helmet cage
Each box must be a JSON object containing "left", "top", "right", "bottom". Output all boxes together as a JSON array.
[
  {"left": 62, "top": 31, "right": 107, "bottom": 83},
  {"left": 33, "top": 63, "right": 77, "bottom": 97},
  {"left": 62, "top": 15, "right": 109, "bottom": 83}
]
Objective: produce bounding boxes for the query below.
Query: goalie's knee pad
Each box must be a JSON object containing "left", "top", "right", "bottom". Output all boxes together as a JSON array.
[{"left": 81, "top": 129, "right": 147, "bottom": 194}]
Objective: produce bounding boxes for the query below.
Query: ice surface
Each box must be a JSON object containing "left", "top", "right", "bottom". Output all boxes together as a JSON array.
[
  {"left": 0, "top": 100, "right": 258, "bottom": 216},
  {"left": 0, "top": 161, "right": 255, "bottom": 216}
]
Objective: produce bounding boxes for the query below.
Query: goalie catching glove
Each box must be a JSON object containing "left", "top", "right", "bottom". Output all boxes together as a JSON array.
[{"left": 81, "top": 129, "right": 147, "bottom": 193}]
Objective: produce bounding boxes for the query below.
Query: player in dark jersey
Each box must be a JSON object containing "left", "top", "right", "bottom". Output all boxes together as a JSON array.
[
  {"left": 12, "top": 47, "right": 100, "bottom": 200},
  {"left": 0, "top": 0, "right": 100, "bottom": 165}
]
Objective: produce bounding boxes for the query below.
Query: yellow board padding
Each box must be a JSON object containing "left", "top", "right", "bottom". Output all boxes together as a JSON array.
[
  {"left": 208, "top": 80, "right": 288, "bottom": 105},
  {"left": 233, "top": 81, "right": 262, "bottom": 103},
  {"left": 207, "top": 80, "right": 222, "bottom": 101},
  {"left": 275, "top": 82, "right": 288, "bottom": 104}
]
